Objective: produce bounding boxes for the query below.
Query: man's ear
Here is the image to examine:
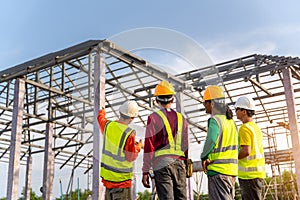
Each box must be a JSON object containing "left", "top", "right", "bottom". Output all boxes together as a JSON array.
[{"left": 171, "top": 97, "right": 174, "bottom": 103}]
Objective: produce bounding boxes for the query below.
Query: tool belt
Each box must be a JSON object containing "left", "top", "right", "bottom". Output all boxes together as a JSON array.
[{"left": 185, "top": 158, "right": 193, "bottom": 178}]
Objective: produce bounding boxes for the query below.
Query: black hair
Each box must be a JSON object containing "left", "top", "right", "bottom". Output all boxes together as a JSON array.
[
  {"left": 247, "top": 110, "right": 255, "bottom": 117},
  {"left": 226, "top": 105, "right": 233, "bottom": 120},
  {"left": 236, "top": 107, "right": 255, "bottom": 117},
  {"left": 212, "top": 99, "right": 233, "bottom": 120},
  {"left": 156, "top": 95, "right": 173, "bottom": 105},
  {"left": 239, "top": 108, "right": 255, "bottom": 117}
]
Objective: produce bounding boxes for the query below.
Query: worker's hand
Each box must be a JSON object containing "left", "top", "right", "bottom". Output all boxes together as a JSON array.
[
  {"left": 98, "top": 107, "right": 105, "bottom": 114},
  {"left": 135, "top": 139, "right": 144, "bottom": 149},
  {"left": 142, "top": 174, "right": 151, "bottom": 188},
  {"left": 202, "top": 159, "right": 211, "bottom": 174},
  {"left": 138, "top": 139, "right": 144, "bottom": 149}
]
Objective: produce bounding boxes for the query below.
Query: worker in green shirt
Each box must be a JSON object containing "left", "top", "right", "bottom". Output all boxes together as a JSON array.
[{"left": 201, "top": 85, "right": 238, "bottom": 200}]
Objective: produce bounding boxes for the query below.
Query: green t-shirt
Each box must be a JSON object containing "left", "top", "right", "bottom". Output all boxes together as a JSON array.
[{"left": 200, "top": 117, "right": 220, "bottom": 176}]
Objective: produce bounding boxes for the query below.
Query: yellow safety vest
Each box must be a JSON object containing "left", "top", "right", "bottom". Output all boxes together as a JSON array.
[
  {"left": 208, "top": 115, "right": 238, "bottom": 176},
  {"left": 101, "top": 121, "right": 133, "bottom": 182},
  {"left": 154, "top": 110, "right": 185, "bottom": 158},
  {"left": 238, "top": 122, "right": 266, "bottom": 179}
]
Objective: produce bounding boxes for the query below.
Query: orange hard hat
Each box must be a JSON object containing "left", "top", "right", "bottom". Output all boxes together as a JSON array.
[
  {"left": 154, "top": 80, "right": 176, "bottom": 96},
  {"left": 203, "top": 85, "right": 224, "bottom": 100}
]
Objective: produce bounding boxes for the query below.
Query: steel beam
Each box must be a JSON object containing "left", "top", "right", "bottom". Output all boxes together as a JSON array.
[
  {"left": 100, "top": 40, "right": 193, "bottom": 91},
  {"left": 0, "top": 40, "right": 102, "bottom": 83},
  {"left": 6, "top": 78, "right": 25, "bottom": 200}
]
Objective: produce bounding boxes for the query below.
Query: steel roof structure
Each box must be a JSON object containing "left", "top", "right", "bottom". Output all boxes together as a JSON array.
[{"left": 0, "top": 40, "right": 300, "bottom": 199}]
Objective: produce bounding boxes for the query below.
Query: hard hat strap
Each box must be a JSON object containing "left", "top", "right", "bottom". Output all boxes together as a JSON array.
[{"left": 156, "top": 96, "right": 173, "bottom": 102}]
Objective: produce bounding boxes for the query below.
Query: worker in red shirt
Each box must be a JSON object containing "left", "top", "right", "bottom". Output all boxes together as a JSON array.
[
  {"left": 142, "top": 80, "right": 189, "bottom": 200},
  {"left": 98, "top": 100, "right": 143, "bottom": 200}
]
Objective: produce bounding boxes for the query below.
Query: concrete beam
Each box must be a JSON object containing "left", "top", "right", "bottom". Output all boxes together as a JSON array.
[
  {"left": 93, "top": 52, "right": 106, "bottom": 199},
  {"left": 42, "top": 123, "right": 55, "bottom": 200},
  {"left": 24, "top": 156, "right": 32, "bottom": 200},
  {"left": 282, "top": 68, "right": 300, "bottom": 199},
  {"left": 6, "top": 78, "right": 25, "bottom": 200},
  {"left": 176, "top": 92, "right": 193, "bottom": 200}
]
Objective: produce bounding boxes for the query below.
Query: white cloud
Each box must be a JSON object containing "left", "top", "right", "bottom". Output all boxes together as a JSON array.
[
  {"left": 202, "top": 24, "right": 300, "bottom": 63},
  {"left": 206, "top": 40, "right": 277, "bottom": 64}
]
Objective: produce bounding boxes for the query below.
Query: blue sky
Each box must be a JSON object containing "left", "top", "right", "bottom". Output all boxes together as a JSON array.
[
  {"left": 1, "top": 0, "right": 300, "bottom": 198},
  {"left": 1, "top": 0, "right": 300, "bottom": 70}
]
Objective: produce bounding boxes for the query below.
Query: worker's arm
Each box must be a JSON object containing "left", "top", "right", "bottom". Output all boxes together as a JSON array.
[
  {"left": 124, "top": 131, "right": 143, "bottom": 162},
  {"left": 200, "top": 118, "right": 219, "bottom": 160},
  {"left": 142, "top": 115, "right": 156, "bottom": 175},
  {"left": 141, "top": 132, "right": 154, "bottom": 188},
  {"left": 97, "top": 109, "right": 108, "bottom": 134},
  {"left": 238, "top": 145, "right": 251, "bottom": 159},
  {"left": 201, "top": 118, "right": 219, "bottom": 173},
  {"left": 238, "top": 124, "right": 252, "bottom": 159}
]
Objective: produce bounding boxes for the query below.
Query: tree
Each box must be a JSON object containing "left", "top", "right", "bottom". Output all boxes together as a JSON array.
[
  {"left": 19, "top": 187, "right": 42, "bottom": 200},
  {"left": 234, "top": 182, "right": 242, "bottom": 200},
  {"left": 263, "top": 170, "right": 298, "bottom": 200},
  {"left": 137, "top": 190, "right": 152, "bottom": 200},
  {"left": 55, "top": 189, "right": 92, "bottom": 200}
]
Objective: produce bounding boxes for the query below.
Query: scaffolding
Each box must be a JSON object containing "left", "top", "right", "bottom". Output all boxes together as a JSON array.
[{"left": 0, "top": 40, "right": 300, "bottom": 199}]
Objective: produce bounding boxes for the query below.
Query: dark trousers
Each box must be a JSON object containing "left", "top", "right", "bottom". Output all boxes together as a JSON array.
[
  {"left": 154, "top": 160, "right": 187, "bottom": 200},
  {"left": 105, "top": 188, "right": 131, "bottom": 200},
  {"left": 208, "top": 174, "right": 236, "bottom": 200},
  {"left": 239, "top": 178, "right": 263, "bottom": 200}
]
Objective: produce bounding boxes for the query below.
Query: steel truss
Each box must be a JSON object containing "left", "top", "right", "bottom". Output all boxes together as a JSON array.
[{"left": 1, "top": 40, "right": 300, "bottom": 199}]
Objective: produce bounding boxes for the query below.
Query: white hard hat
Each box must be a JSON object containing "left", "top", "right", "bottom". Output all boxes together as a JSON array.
[
  {"left": 119, "top": 100, "right": 139, "bottom": 118},
  {"left": 234, "top": 96, "right": 256, "bottom": 111}
]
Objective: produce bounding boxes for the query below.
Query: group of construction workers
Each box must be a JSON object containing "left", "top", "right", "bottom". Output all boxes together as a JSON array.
[
  {"left": 201, "top": 86, "right": 265, "bottom": 200},
  {"left": 97, "top": 80, "right": 266, "bottom": 200}
]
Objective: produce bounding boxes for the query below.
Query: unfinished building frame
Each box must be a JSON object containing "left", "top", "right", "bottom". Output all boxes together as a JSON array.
[{"left": 0, "top": 40, "right": 300, "bottom": 199}]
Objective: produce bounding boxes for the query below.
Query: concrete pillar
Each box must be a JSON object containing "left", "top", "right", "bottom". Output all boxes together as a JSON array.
[
  {"left": 132, "top": 163, "right": 137, "bottom": 199},
  {"left": 93, "top": 52, "right": 106, "bottom": 200},
  {"left": 282, "top": 68, "right": 300, "bottom": 198},
  {"left": 176, "top": 92, "right": 193, "bottom": 200},
  {"left": 42, "top": 123, "right": 55, "bottom": 200},
  {"left": 7, "top": 78, "right": 25, "bottom": 200},
  {"left": 24, "top": 155, "right": 32, "bottom": 200}
]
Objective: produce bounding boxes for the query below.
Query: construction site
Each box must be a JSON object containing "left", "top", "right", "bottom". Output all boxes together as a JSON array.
[{"left": 0, "top": 39, "right": 300, "bottom": 199}]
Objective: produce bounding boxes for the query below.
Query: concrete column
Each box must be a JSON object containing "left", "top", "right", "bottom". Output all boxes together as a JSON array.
[
  {"left": 42, "top": 122, "right": 55, "bottom": 200},
  {"left": 93, "top": 52, "right": 106, "bottom": 200},
  {"left": 24, "top": 155, "right": 32, "bottom": 200},
  {"left": 175, "top": 92, "right": 193, "bottom": 200},
  {"left": 7, "top": 78, "right": 25, "bottom": 200},
  {"left": 132, "top": 163, "right": 137, "bottom": 199},
  {"left": 282, "top": 68, "right": 300, "bottom": 198}
]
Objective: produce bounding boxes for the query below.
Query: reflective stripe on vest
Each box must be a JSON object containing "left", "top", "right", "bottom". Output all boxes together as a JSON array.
[
  {"left": 208, "top": 115, "right": 238, "bottom": 176},
  {"left": 154, "top": 110, "right": 185, "bottom": 158},
  {"left": 100, "top": 121, "right": 133, "bottom": 182},
  {"left": 238, "top": 122, "right": 266, "bottom": 179},
  {"left": 246, "top": 154, "right": 264, "bottom": 161},
  {"left": 238, "top": 166, "right": 265, "bottom": 172}
]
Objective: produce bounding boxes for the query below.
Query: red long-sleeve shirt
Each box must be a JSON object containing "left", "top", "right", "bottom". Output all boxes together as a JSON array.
[
  {"left": 97, "top": 109, "right": 142, "bottom": 188},
  {"left": 142, "top": 108, "right": 189, "bottom": 174}
]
